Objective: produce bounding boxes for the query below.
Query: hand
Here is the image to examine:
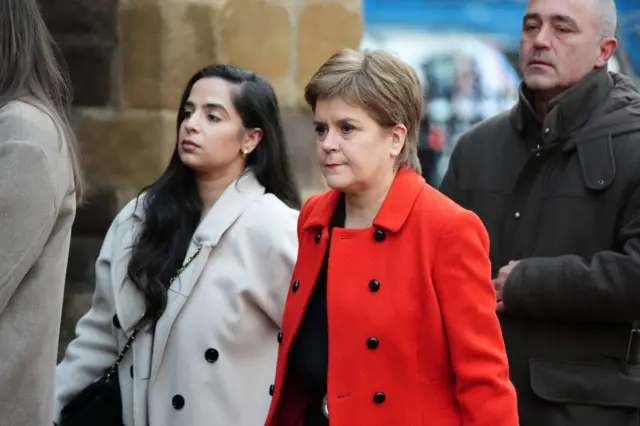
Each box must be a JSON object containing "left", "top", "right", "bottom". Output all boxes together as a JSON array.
[{"left": 493, "top": 260, "right": 520, "bottom": 312}]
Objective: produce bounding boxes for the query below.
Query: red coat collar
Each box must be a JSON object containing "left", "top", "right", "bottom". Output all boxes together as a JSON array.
[{"left": 302, "top": 168, "right": 425, "bottom": 233}]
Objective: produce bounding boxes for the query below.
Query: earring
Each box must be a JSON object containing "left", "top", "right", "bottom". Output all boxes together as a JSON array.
[
  {"left": 243, "top": 149, "right": 250, "bottom": 158},
  {"left": 391, "top": 149, "right": 399, "bottom": 156}
]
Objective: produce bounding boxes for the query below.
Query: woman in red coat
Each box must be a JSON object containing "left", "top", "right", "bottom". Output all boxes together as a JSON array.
[{"left": 264, "top": 48, "right": 519, "bottom": 426}]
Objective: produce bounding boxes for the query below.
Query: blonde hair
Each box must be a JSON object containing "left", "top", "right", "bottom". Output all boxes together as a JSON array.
[{"left": 304, "top": 48, "right": 423, "bottom": 174}]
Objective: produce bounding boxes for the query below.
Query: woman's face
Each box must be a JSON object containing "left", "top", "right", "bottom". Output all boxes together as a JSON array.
[
  {"left": 178, "top": 77, "right": 261, "bottom": 178},
  {"left": 313, "top": 96, "right": 406, "bottom": 194}
]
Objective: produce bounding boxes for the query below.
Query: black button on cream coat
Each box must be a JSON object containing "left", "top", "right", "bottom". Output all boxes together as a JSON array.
[
  {"left": 172, "top": 395, "right": 185, "bottom": 410},
  {"left": 112, "top": 314, "right": 121, "bottom": 329},
  {"left": 204, "top": 349, "right": 219, "bottom": 363}
]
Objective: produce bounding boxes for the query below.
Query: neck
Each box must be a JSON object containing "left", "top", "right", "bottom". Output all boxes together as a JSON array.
[
  {"left": 344, "top": 170, "right": 396, "bottom": 229},
  {"left": 196, "top": 167, "right": 244, "bottom": 218}
]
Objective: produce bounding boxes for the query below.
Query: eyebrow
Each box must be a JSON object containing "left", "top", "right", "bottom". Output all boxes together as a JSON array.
[
  {"left": 184, "top": 101, "right": 229, "bottom": 115},
  {"left": 523, "top": 12, "right": 578, "bottom": 27},
  {"left": 313, "top": 118, "right": 360, "bottom": 126}
]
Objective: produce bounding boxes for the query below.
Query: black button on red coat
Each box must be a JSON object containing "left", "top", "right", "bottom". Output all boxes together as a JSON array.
[{"left": 367, "top": 337, "right": 379, "bottom": 349}]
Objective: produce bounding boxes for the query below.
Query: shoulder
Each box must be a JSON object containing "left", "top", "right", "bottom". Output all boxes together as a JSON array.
[
  {"left": 249, "top": 193, "right": 299, "bottom": 225},
  {"left": 412, "top": 185, "right": 488, "bottom": 244},
  {"left": 115, "top": 194, "right": 146, "bottom": 224},
  {"left": 412, "top": 184, "right": 465, "bottom": 221},
  {"left": 0, "top": 100, "right": 63, "bottom": 150},
  {"left": 0, "top": 102, "right": 63, "bottom": 188},
  {"left": 299, "top": 190, "right": 333, "bottom": 224},
  {"left": 453, "top": 109, "right": 513, "bottom": 156},
  {"left": 87, "top": 195, "right": 146, "bottom": 260},
  {"left": 240, "top": 193, "right": 299, "bottom": 246},
  {"left": 464, "top": 109, "right": 512, "bottom": 139}
]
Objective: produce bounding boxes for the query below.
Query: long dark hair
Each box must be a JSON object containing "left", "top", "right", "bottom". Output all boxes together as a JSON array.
[
  {"left": 0, "top": 0, "right": 84, "bottom": 201},
  {"left": 127, "top": 64, "right": 301, "bottom": 327}
]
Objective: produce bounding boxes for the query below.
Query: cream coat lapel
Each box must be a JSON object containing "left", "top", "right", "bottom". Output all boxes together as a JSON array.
[
  {"left": 132, "top": 330, "right": 152, "bottom": 426},
  {"left": 149, "top": 171, "right": 266, "bottom": 382},
  {"left": 148, "top": 242, "right": 211, "bottom": 383}
]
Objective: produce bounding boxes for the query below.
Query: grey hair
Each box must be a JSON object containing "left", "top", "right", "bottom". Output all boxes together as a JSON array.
[
  {"left": 597, "top": 0, "right": 618, "bottom": 38},
  {"left": 0, "top": 0, "right": 85, "bottom": 201}
]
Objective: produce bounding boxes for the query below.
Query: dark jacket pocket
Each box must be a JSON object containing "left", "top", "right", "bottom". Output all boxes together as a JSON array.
[
  {"left": 528, "top": 358, "right": 640, "bottom": 426},
  {"left": 576, "top": 136, "right": 616, "bottom": 192}
]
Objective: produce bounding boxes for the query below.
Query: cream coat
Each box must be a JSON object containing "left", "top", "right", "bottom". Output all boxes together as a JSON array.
[{"left": 54, "top": 172, "right": 298, "bottom": 426}]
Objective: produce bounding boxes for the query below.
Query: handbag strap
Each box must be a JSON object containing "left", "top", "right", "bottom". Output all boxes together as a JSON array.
[
  {"left": 104, "top": 324, "right": 141, "bottom": 381},
  {"left": 104, "top": 244, "right": 204, "bottom": 381}
]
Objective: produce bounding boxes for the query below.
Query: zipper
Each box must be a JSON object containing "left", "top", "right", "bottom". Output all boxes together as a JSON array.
[{"left": 524, "top": 144, "right": 558, "bottom": 256}]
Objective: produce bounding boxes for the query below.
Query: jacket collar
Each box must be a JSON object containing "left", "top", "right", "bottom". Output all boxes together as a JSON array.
[
  {"left": 303, "top": 168, "right": 424, "bottom": 233},
  {"left": 511, "top": 67, "right": 614, "bottom": 143},
  {"left": 193, "top": 169, "right": 265, "bottom": 246},
  {"left": 115, "top": 170, "right": 264, "bottom": 331}
]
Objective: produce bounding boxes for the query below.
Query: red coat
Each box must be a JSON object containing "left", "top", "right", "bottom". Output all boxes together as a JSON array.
[{"left": 265, "top": 169, "right": 518, "bottom": 426}]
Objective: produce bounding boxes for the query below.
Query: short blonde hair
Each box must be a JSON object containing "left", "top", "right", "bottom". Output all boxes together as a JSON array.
[{"left": 304, "top": 48, "right": 423, "bottom": 174}]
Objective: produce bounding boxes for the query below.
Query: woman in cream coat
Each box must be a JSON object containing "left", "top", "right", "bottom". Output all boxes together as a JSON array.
[{"left": 55, "top": 65, "right": 300, "bottom": 426}]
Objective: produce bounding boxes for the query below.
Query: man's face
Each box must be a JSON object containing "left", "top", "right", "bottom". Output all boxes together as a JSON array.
[{"left": 519, "top": 0, "right": 616, "bottom": 99}]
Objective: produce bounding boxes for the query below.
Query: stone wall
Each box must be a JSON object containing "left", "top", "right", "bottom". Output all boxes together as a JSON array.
[{"left": 39, "top": 0, "right": 362, "bottom": 359}]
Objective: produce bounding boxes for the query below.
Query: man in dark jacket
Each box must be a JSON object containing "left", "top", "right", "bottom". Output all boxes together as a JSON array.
[{"left": 440, "top": 0, "right": 640, "bottom": 425}]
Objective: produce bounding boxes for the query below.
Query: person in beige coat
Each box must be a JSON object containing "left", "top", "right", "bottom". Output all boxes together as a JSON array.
[
  {"left": 0, "top": 1, "right": 83, "bottom": 425},
  {"left": 55, "top": 65, "right": 301, "bottom": 426}
]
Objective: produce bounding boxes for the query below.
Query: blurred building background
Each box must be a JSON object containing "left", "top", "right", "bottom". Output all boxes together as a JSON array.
[
  {"left": 43, "top": 0, "right": 639, "bottom": 358},
  {"left": 362, "top": 0, "right": 640, "bottom": 186}
]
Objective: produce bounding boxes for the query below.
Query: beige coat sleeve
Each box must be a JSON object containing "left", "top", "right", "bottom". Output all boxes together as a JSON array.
[{"left": 0, "top": 140, "right": 56, "bottom": 314}]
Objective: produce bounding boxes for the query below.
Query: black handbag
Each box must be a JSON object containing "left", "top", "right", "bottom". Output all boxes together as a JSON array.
[
  {"left": 58, "top": 326, "right": 141, "bottom": 426},
  {"left": 58, "top": 245, "right": 203, "bottom": 426}
]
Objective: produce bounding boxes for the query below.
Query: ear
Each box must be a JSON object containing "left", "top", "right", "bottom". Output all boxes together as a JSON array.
[
  {"left": 594, "top": 37, "right": 617, "bottom": 68},
  {"left": 389, "top": 123, "right": 407, "bottom": 157},
  {"left": 241, "top": 128, "right": 263, "bottom": 155}
]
